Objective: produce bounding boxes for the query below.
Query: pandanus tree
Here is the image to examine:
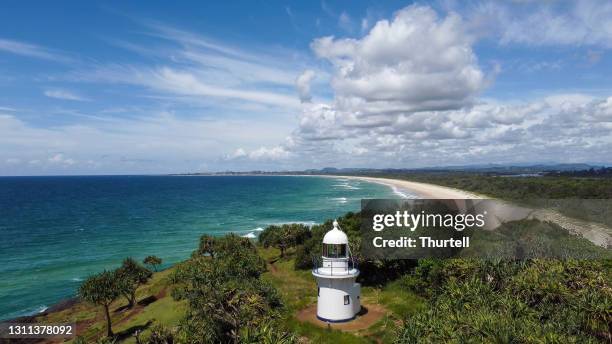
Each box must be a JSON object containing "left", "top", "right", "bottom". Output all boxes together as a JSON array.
[
  {"left": 195, "top": 234, "right": 216, "bottom": 258},
  {"left": 115, "top": 257, "right": 152, "bottom": 308},
  {"left": 172, "top": 234, "right": 278, "bottom": 343},
  {"left": 79, "top": 270, "right": 120, "bottom": 337},
  {"left": 259, "top": 224, "right": 311, "bottom": 258},
  {"left": 143, "top": 255, "right": 162, "bottom": 272}
]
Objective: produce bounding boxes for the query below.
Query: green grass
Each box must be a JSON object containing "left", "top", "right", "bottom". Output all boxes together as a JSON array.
[
  {"left": 39, "top": 246, "right": 423, "bottom": 343},
  {"left": 36, "top": 266, "right": 184, "bottom": 343},
  {"left": 260, "top": 246, "right": 425, "bottom": 344}
]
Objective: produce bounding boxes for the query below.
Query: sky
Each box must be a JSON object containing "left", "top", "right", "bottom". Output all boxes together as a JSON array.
[{"left": 1, "top": 0, "right": 611, "bottom": 175}]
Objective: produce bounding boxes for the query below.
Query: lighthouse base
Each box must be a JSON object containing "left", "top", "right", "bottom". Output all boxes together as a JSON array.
[
  {"left": 314, "top": 276, "right": 361, "bottom": 322},
  {"left": 316, "top": 314, "right": 356, "bottom": 323},
  {"left": 296, "top": 303, "right": 387, "bottom": 332}
]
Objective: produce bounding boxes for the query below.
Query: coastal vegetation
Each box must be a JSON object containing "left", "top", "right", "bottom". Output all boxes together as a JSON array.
[
  {"left": 143, "top": 256, "right": 162, "bottom": 272},
  {"left": 258, "top": 223, "right": 310, "bottom": 258},
  {"left": 397, "top": 259, "right": 611, "bottom": 342},
  {"left": 79, "top": 270, "right": 121, "bottom": 337},
  {"left": 29, "top": 211, "right": 610, "bottom": 343},
  {"left": 171, "top": 233, "right": 290, "bottom": 343},
  {"left": 370, "top": 172, "right": 612, "bottom": 199},
  {"left": 116, "top": 258, "right": 153, "bottom": 309}
]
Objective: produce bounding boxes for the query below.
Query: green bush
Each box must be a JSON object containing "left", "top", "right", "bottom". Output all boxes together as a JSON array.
[{"left": 395, "top": 259, "right": 612, "bottom": 343}]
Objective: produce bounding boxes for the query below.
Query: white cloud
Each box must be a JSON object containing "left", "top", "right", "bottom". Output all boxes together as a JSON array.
[
  {"left": 260, "top": 5, "right": 612, "bottom": 168},
  {"left": 48, "top": 153, "right": 76, "bottom": 165},
  {"left": 464, "top": 0, "right": 612, "bottom": 47},
  {"left": 0, "top": 111, "right": 293, "bottom": 175},
  {"left": 285, "top": 94, "right": 612, "bottom": 167},
  {"left": 72, "top": 23, "right": 310, "bottom": 111},
  {"left": 226, "top": 146, "right": 291, "bottom": 161},
  {"left": 44, "top": 89, "right": 90, "bottom": 101},
  {"left": 249, "top": 146, "right": 291, "bottom": 160},
  {"left": 311, "top": 5, "right": 485, "bottom": 114},
  {"left": 295, "top": 70, "right": 316, "bottom": 103},
  {"left": 0, "top": 38, "right": 72, "bottom": 62},
  {"left": 338, "top": 11, "right": 353, "bottom": 32},
  {"left": 5, "top": 158, "right": 20, "bottom": 165}
]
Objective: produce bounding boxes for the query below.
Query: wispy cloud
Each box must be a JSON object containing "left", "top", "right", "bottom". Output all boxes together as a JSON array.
[
  {"left": 0, "top": 38, "right": 72, "bottom": 62},
  {"left": 44, "top": 89, "right": 90, "bottom": 101},
  {"left": 72, "top": 23, "right": 314, "bottom": 110}
]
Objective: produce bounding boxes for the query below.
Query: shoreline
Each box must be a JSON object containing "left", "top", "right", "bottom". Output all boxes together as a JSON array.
[
  {"left": 314, "top": 174, "right": 483, "bottom": 199},
  {"left": 3, "top": 175, "right": 609, "bottom": 323},
  {"left": 326, "top": 174, "right": 611, "bottom": 248}
]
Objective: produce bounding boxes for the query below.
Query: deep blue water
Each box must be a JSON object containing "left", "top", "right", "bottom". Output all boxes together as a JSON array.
[{"left": 0, "top": 175, "right": 400, "bottom": 320}]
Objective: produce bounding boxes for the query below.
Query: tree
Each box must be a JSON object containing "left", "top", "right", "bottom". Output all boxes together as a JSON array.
[
  {"left": 143, "top": 255, "right": 162, "bottom": 272},
  {"left": 195, "top": 234, "right": 216, "bottom": 258},
  {"left": 240, "top": 324, "right": 297, "bottom": 344},
  {"left": 79, "top": 270, "right": 120, "bottom": 337},
  {"left": 115, "top": 257, "right": 152, "bottom": 308},
  {"left": 172, "top": 234, "right": 276, "bottom": 343},
  {"left": 259, "top": 224, "right": 310, "bottom": 258}
]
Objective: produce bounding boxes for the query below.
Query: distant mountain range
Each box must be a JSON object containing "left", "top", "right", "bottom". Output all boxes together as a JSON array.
[{"left": 179, "top": 163, "right": 610, "bottom": 176}]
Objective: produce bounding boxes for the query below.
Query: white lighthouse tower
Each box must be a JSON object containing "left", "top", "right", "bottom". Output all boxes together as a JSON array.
[{"left": 312, "top": 219, "right": 361, "bottom": 322}]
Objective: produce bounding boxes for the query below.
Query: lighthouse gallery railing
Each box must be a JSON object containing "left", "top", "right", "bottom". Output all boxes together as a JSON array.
[{"left": 311, "top": 255, "right": 358, "bottom": 276}]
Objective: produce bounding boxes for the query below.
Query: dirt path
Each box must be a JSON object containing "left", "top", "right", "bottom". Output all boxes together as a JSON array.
[{"left": 295, "top": 304, "right": 387, "bottom": 332}]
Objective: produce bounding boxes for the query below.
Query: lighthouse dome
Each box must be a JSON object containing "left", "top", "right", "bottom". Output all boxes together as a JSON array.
[{"left": 323, "top": 220, "right": 349, "bottom": 244}]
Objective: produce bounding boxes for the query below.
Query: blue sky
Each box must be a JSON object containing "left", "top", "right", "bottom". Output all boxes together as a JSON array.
[{"left": 1, "top": 0, "right": 611, "bottom": 175}]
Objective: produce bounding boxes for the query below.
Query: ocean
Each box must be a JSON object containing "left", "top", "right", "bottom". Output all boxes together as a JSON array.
[{"left": 0, "top": 175, "right": 404, "bottom": 320}]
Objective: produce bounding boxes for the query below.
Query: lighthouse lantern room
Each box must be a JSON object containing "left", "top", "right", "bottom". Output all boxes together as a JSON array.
[{"left": 312, "top": 219, "right": 361, "bottom": 322}]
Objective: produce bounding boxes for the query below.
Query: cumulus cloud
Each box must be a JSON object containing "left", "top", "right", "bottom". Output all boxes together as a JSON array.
[
  {"left": 226, "top": 146, "right": 291, "bottom": 161},
  {"left": 289, "top": 5, "right": 487, "bottom": 147},
  {"left": 311, "top": 5, "right": 485, "bottom": 115},
  {"left": 298, "top": 95, "right": 612, "bottom": 167},
  {"left": 271, "top": 5, "right": 612, "bottom": 168},
  {"left": 48, "top": 153, "right": 76, "bottom": 165},
  {"left": 295, "top": 70, "right": 316, "bottom": 103}
]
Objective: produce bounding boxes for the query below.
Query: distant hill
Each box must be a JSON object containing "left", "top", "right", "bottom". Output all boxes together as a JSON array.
[{"left": 176, "top": 163, "right": 609, "bottom": 177}]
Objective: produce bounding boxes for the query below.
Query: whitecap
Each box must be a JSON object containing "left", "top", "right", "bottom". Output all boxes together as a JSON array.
[
  {"left": 332, "top": 183, "right": 360, "bottom": 190},
  {"left": 253, "top": 227, "right": 264, "bottom": 232},
  {"left": 71, "top": 277, "right": 83, "bottom": 282},
  {"left": 268, "top": 220, "right": 317, "bottom": 227},
  {"left": 332, "top": 197, "right": 348, "bottom": 204},
  {"left": 242, "top": 232, "right": 257, "bottom": 239},
  {"left": 390, "top": 185, "right": 416, "bottom": 199}
]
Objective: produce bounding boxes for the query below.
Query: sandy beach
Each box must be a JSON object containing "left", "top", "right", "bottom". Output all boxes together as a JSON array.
[
  {"left": 334, "top": 175, "right": 483, "bottom": 199},
  {"left": 329, "top": 175, "right": 612, "bottom": 248}
]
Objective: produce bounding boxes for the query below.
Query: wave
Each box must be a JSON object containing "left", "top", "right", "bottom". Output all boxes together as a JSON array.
[
  {"left": 253, "top": 227, "right": 264, "bottom": 232},
  {"left": 71, "top": 277, "right": 83, "bottom": 282},
  {"left": 389, "top": 185, "right": 417, "bottom": 199},
  {"left": 267, "top": 220, "right": 318, "bottom": 227},
  {"left": 332, "top": 197, "right": 348, "bottom": 204},
  {"left": 241, "top": 232, "right": 257, "bottom": 239},
  {"left": 332, "top": 183, "right": 360, "bottom": 190},
  {"left": 11, "top": 304, "right": 49, "bottom": 319}
]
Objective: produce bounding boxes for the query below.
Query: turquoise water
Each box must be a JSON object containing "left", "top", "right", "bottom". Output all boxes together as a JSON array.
[{"left": 0, "top": 175, "right": 401, "bottom": 320}]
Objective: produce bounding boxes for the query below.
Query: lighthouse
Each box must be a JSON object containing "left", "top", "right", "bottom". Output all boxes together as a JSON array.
[{"left": 312, "top": 219, "right": 361, "bottom": 322}]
